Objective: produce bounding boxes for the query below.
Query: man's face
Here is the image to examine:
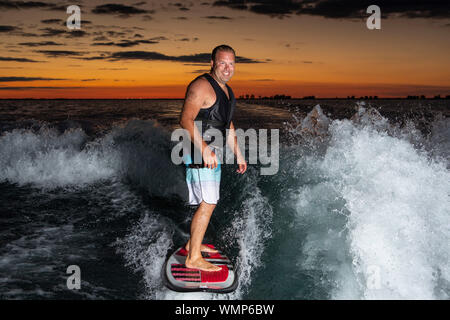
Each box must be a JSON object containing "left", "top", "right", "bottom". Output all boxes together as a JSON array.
[{"left": 211, "top": 50, "right": 235, "bottom": 84}]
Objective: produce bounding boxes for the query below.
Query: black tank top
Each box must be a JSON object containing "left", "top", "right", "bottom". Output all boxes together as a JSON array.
[{"left": 193, "top": 73, "right": 236, "bottom": 149}]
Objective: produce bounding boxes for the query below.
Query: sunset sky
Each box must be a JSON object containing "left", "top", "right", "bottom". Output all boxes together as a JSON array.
[{"left": 0, "top": 0, "right": 449, "bottom": 98}]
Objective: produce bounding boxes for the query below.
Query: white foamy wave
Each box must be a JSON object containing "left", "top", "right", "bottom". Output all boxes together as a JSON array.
[
  {"left": 114, "top": 213, "right": 174, "bottom": 299},
  {"left": 223, "top": 168, "right": 274, "bottom": 299},
  {"left": 286, "top": 104, "right": 331, "bottom": 143},
  {"left": 0, "top": 120, "right": 188, "bottom": 200},
  {"left": 322, "top": 118, "right": 450, "bottom": 299},
  {"left": 0, "top": 126, "right": 118, "bottom": 188}
]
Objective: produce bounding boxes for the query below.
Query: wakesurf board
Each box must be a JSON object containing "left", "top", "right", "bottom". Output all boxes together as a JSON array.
[{"left": 163, "top": 244, "right": 238, "bottom": 293}]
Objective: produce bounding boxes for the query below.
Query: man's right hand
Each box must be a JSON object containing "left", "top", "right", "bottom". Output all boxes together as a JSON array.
[{"left": 202, "top": 146, "right": 218, "bottom": 169}]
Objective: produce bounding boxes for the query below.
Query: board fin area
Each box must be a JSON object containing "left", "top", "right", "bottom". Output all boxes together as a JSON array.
[{"left": 163, "top": 245, "right": 238, "bottom": 293}]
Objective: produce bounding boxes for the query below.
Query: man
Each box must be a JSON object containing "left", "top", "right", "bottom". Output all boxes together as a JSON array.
[{"left": 179, "top": 45, "right": 247, "bottom": 272}]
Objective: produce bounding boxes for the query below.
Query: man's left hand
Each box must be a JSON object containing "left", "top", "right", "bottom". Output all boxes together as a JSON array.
[{"left": 236, "top": 161, "right": 247, "bottom": 174}]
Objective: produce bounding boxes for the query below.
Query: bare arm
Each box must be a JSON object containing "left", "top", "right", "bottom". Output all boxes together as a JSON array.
[{"left": 226, "top": 120, "right": 247, "bottom": 174}]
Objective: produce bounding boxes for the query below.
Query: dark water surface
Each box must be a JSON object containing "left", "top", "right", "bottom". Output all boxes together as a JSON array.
[{"left": 0, "top": 99, "right": 448, "bottom": 299}]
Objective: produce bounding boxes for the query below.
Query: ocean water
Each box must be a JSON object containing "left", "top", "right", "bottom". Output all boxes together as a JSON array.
[{"left": 0, "top": 99, "right": 448, "bottom": 300}]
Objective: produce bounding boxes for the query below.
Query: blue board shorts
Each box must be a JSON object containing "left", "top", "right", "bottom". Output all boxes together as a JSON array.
[{"left": 183, "top": 146, "right": 222, "bottom": 205}]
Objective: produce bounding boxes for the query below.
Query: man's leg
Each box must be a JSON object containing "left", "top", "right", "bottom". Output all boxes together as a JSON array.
[{"left": 185, "top": 200, "right": 221, "bottom": 271}]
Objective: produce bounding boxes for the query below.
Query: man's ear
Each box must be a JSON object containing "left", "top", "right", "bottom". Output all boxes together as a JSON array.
[{"left": 210, "top": 60, "right": 214, "bottom": 69}]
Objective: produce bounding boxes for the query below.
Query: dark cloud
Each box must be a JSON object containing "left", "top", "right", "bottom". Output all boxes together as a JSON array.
[
  {"left": 149, "top": 36, "right": 169, "bottom": 41},
  {"left": 190, "top": 69, "right": 211, "bottom": 74},
  {"left": 19, "top": 41, "right": 63, "bottom": 47},
  {"left": 92, "top": 34, "right": 167, "bottom": 43},
  {"left": 37, "top": 27, "right": 88, "bottom": 38},
  {"left": 0, "top": 1, "right": 53, "bottom": 10},
  {"left": 183, "top": 63, "right": 210, "bottom": 66},
  {"left": 247, "top": 0, "right": 302, "bottom": 18},
  {"left": 60, "top": 20, "right": 92, "bottom": 27},
  {"left": 0, "top": 76, "right": 66, "bottom": 82},
  {"left": 82, "top": 50, "right": 264, "bottom": 64},
  {"left": 400, "top": 7, "right": 450, "bottom": 19},
  {"left": 0, "top": 25, "right": 18, "bottom": 32},
  {"left": 92, "top": 4, "right": 150, "bottom": 16},
  {"left": 66, "top": 30, "right": 88, "bottom": 38},
  {"left": 176, "top": 37, "right": 198, "bottom": 42},
  {"left": 81, "top": 55, "right": 108, "bottom": 61},
  {"left": 91, "top": 39, "right": 158, "bottom": 47},
  {"left": 34, "top": 50, "right": 86, "bottom": 57},
  {"left": 45, "top": 4, "right": 78, "bottom": 12},
  {"left": 108, "top": 51, "right": 188, "bottom": 61},
  {"left": 203, "top": 15, "right": 232, "bottom": 19},
  {"left": 297, "top": 1, "right": 375, "bottom": 19},
  {"left": 212, "top": 0, "right": 450, "bottom": 19},
  {"left": 302, "top": 0, "right": 450, "bottom": 19},
  {"left": 0, "top": 56, "right": 41, "bottom": 62},
  {"left": 235, "top": 56, "right": 263, "bottom": 63},
  {"left": 213, "top": 0, "right": 247, "bottom": 11},
  {"left": 93, "top": 36, "right": 109, "bottom": 41},
  {"left": 14, "top": 31, "right": 39, "bottom": 37},
  {"left": 105, "top": 30, "right": 127, "bottom": 38},
  {"left": 39, "top": 27, "right": 66, "bottom": 37},
  {"left": 41, "top": 19, "right": 63, "bottom": 24}
]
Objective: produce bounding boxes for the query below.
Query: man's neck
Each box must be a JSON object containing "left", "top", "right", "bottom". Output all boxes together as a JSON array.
[{"left": 209, "top": 72, "right": 227, "bottom": 88}]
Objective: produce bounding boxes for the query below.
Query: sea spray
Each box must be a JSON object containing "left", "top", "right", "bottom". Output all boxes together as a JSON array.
[
  {"left": 0, "top": 126, "right": 117, "bottom": 188},
  {"left": 270, "top": 104, "right": 449, "bottom": 299},
  {"left": 220, "top": 166, "right": 274, "bottom": 299},
  {"left": 0, "top": 119, "right": 187, "bottom": 200},
  {"left": 323, "top": 117, "right": 450, "bottom": 299},
  {"left": 114, "top": 213, "right": 174, "bottom": 299}
]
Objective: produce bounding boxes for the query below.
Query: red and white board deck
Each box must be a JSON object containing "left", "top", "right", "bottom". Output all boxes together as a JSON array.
[{"left": 164, "top": 245, "right": 238, "bottom": 293}]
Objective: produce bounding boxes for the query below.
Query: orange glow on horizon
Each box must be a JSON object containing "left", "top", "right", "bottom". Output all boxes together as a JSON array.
[{"left": 0, "top": 1, "right": 449, "bottom": 98}]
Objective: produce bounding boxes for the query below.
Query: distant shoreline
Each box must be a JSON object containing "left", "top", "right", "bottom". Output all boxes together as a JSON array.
[{"left": 0, "top": 99, "right": 447, "bottom": 138}]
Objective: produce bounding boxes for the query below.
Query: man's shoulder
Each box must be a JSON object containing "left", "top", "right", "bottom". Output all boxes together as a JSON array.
[
  {"left": 189, "top": 75, "right": 209, "bottom": 88},
  {"left": 187, "top": 75, "right": 213, "bottom": 96}
]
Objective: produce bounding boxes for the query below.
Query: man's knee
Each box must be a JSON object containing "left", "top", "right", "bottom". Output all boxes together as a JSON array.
[{"left": 200, "top": 200, "right": 216, "bottom": 212}]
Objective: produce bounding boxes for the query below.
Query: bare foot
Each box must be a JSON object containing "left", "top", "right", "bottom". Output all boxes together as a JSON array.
[
  {"left": 185, "top": 256, "right": 222, "bottom": 272},
  {"left": 184, "top": 243, "right": 219, "bottom": 254}
]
